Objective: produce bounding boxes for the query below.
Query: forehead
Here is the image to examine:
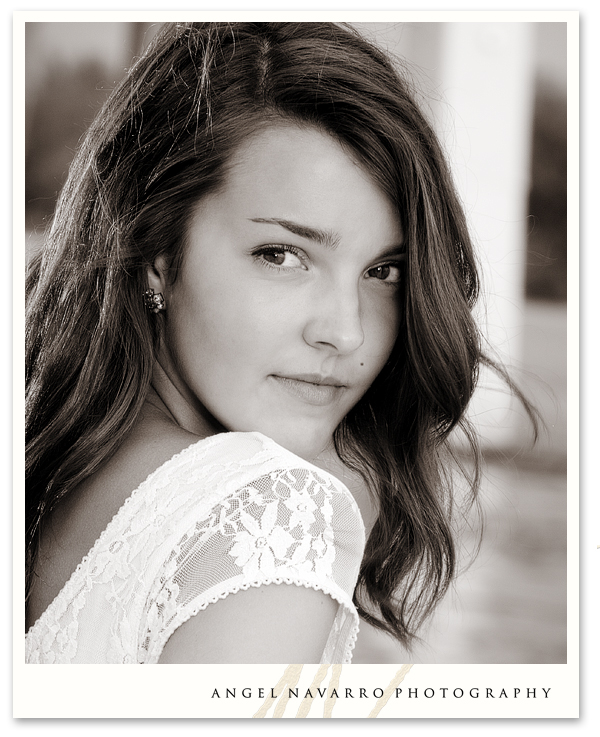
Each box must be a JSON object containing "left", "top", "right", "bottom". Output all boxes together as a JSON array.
[{"left": 209, "top": 123, "right": 402, "bottom": 242}]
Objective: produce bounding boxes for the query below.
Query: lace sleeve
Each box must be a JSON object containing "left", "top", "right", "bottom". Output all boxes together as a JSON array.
[{"left": 139, "top": 466, "right": 365, "bottom": 664}]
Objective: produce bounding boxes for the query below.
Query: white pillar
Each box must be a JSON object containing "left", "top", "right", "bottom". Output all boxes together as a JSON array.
[{"left": 437, "top": 23, "right": 536, "bottom": 447}]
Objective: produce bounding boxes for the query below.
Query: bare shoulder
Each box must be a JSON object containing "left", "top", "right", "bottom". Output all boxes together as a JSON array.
[
  {"left": 106, "top": 402, "right": 206, "bottom": 493},
  {"left": 158, "top": 583, "right": 339, "bottom": 664}
]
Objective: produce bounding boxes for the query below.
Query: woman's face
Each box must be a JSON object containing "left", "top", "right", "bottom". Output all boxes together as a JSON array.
[{"left": 157, "top": 124, "right": 403, "bottom": 460}]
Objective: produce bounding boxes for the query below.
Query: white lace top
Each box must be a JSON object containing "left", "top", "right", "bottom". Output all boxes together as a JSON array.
[{"left": 25, "top": 432, "right": 365, "bottom": 664}]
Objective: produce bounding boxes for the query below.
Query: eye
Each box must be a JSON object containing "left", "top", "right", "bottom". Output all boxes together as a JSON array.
[
  {"left": 253, "top": 245, "right": 307, "bottom": 271},
  {"left": 365, "top": 263, "right": 402, "bottom": 284}
]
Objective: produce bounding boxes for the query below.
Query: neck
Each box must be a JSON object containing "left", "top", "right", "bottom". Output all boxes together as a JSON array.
[{"left": 148, "top": 359, "right": 223, "bottom": 438}]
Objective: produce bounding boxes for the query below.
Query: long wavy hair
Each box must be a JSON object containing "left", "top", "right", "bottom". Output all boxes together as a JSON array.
[{"left": 26, "top": 22, "right": 530, "bottom": 645}]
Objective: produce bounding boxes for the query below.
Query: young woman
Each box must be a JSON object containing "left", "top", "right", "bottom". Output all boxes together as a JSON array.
[{"left": 25, "top": 22, "right": 525, "bottom": 664}]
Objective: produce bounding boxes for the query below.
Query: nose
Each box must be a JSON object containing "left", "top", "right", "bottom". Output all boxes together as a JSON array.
[{"left": 302, "top": 282, "right": 365, "bottom": 355}]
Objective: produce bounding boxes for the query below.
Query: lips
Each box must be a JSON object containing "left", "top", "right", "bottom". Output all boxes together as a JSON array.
[{"left": 270, "top": 373, "right": 346, "bottom": 406}]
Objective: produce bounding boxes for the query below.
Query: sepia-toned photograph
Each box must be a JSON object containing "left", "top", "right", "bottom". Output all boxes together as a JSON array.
[{"left": 19, "top": 15, "right": 574, "bottom": 717}]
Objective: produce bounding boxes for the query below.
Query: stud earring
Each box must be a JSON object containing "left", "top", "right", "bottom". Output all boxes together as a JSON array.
[{"left": 143, "top": 288, "right": 166, "bottom": 313}]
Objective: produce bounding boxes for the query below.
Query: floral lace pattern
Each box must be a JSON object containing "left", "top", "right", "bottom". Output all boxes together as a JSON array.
[{"left": 25, "top": 432, "right": 365, "bottom": 665}]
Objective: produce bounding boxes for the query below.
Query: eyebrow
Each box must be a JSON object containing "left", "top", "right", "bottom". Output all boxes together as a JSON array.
[
  {"left": 248, "top": 217, "right": 406, "bottom": 260},
  {"left": 249, "top": 218, "right": 341, "bottom": 250}
]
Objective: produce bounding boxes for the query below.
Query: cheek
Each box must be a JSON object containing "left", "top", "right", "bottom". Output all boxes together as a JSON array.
[{"left": 169, "top": 277, "right": 289, "bottom": 371}]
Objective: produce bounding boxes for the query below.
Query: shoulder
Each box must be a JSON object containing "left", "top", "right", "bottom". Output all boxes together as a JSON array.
[
  {"left": 200, "top": 432, "right": 367, "bottom": 553},
  {"left": 142, "top": 434, "right": 365, "bottom": 664},
  {"left": 143, "top": 429, "right": 366, "bottom": 570},
  {"left": 142, "top": 426, "right": 365, "bottom": 536},
  {"left": 114, "top": 403, "right": 362, "bottom": 529}
]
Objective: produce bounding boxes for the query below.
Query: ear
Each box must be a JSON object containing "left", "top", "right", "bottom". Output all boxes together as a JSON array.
[{"left": 146, "top": 255, "right": 169, "bottom": 296}]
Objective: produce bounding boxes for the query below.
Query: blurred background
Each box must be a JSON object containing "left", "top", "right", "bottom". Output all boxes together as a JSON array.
[{"left": 23, "top": 21, "right": 569, "bottom": 664}]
